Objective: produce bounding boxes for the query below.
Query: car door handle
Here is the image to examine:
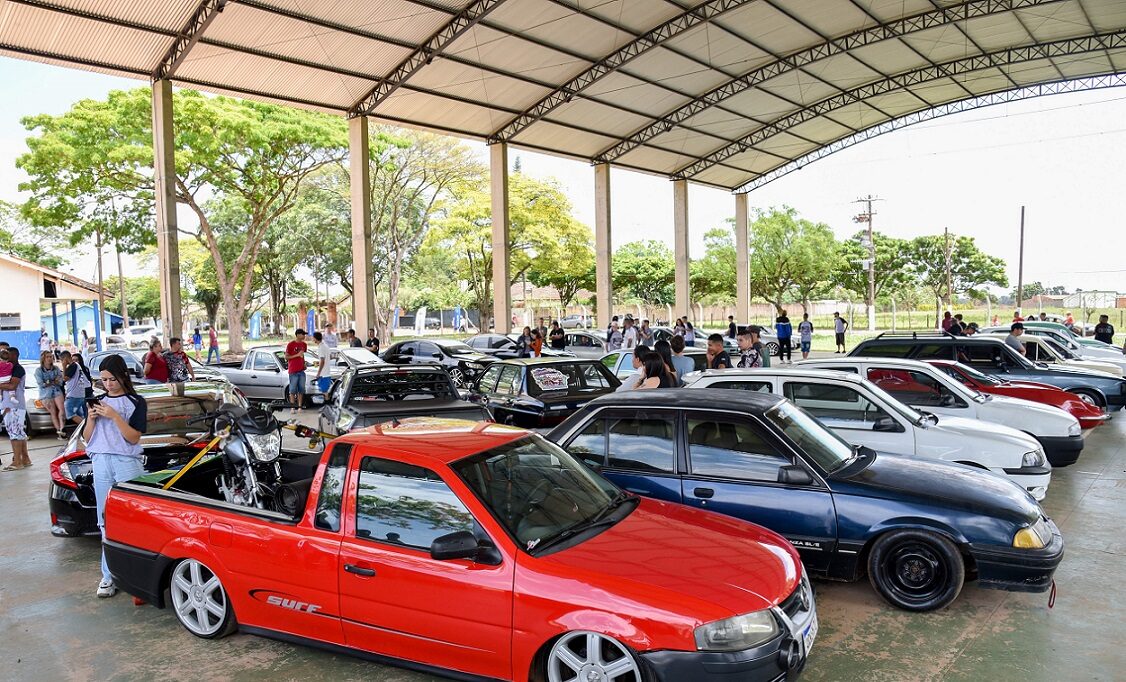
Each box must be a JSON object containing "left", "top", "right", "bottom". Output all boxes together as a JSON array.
[
  {"left": 693, "top": 487, "right": 715, "bottom": 499},
  {"left": 343, "top": 564, "right": 376, "bottom": 577},
  {"left": 250, "top": 374, "right": 257, "bottom": 379}
]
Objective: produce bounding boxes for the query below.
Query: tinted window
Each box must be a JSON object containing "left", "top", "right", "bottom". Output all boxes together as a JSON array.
[
  {"left": 466, "top": 337, "right": 487, "bottom": 349},
  {"left": 348, "top": 370, "right": 456, "bottom": 402},
  {"left": 251, "top": 352, "right": 275, "bottom": 371},
  {"left": 490, "top": 337, "right": 513, "bottom": 350},
  {"left": 783, "top": 382, "right": 895, "bottom": 429},
  {"left": 567, "top": 419, "right": 606, "bottom": 467},
  {"left": 525, "top": 363, "right": 620, "bottom": 397},
  {"left": 957, "top": 344, "right": 1011, "bottom": 369},
  {"left": 866, "top": 368, "right": 963, "bottom": 408},
  {"left": 710, "top": 380, "right": 774, "bottom": 393},
  {"left": 606, "top": 416, "right": 676, "bottom": 473},
  {"left": 355, "top": 457, "right": 474, "bottom": 550},
  {"left": 476, "top": 365, "right": 502, "bottom": 392},
  {"left": 496, "top": 366, "right": 522, "bottom": 395},
  {"left": 687, "top": 418, "right": 789, "bottom": 481},
  {"left": 914, "top": 344, "right": 952, "bottom": 360},
  {"left": 855, "top": 343, "right": 913, "bottom": 358},
  {"left": 315, "top": 443, "right": 351, "bottom": 531},
  {"left": 416, "top": 342, "right": 440, "bottom": 358}
]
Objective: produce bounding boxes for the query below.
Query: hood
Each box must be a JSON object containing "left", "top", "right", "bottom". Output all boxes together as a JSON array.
[
  {"left": 1025, "top": 363, "right": 1120, "bottom": 380},
  {"left": 832, "top": 453, "right": 1041, "bottom": 525},
  {"left": 536, "top": 497, "right": 801, "bottom": 621},
  {"left": 926, "top": 415, "right": 1042, "bottom": 451},
  {"left": 980, "top": 394, "right": 1078, "bottom": 430},
  {"left": 992, "top": 379, "right": 1065, "bottom": 392}
]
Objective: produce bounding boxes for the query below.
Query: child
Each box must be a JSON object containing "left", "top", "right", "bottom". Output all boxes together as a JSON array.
[{"left": 0, "top": 348, "right": 13, "bottom": 413}]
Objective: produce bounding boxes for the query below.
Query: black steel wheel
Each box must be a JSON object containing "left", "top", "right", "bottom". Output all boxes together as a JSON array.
[{"left": 867, "top": 529, "right": 964, "bottom": 612}]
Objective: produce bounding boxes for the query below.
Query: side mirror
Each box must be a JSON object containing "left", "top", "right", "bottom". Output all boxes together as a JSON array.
[
  {"left": 272, "top": 367, "right": 281, "bottom": 373},
  {"left": 430, "top": 530, "right": 481, "bottom": 561},
  {"left": 873, "top": 415, "right": 901, "bottom": 432},
  {"left": 432, "top": 352, "right": 443, "bottom": 359},
  {"left": 777, "top": 464, "right": 814, "bottom": 486}
]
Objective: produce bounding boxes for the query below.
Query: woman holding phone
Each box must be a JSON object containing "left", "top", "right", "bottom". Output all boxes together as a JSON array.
[{"left": 84, "top": 354, "right": 147, "bottom": 599}]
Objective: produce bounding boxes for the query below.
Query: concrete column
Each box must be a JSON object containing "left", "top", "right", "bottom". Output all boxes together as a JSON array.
[
  {"left": 69, "top": 301, "right": 78, "bottom": 347},
  {"left": 490, "top": 143, "right": 511, "bottom": 334},
  {"left": 672, "top": 179, "right": 690, "bottom": 319},
  {"left": 735, "top": 193, "right": 750, "bottom": 325},
  {"left": 349, "top": 116, "right": 376, "bottom": 337},
  {"left": 93, "top": 300, "right": 102, "bottom": 352},
  {"left": 593, "top": 163, "right": 613, "bottom": 328},
  {"left": 51, "top": 302, "right": 59, "bottom": 342},
  {"left": 151, "top": 79, "right": 183, "bottom": 338}
]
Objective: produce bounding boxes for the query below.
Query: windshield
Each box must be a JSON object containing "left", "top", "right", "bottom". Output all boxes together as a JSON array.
[
  {"left": 453, "top": 435, "right": 621, "bottom": 552},
  {"left": 525, "top": 362, "right": 620, "bottom": 396},
  {"left": 1041, "top": 336, "right": 1074, "bottom": 359},
  {"left": 943, "top": 362, "right": 1000, "bottom": 386},
  {"left": 438, "top": 341, "right": 475, "bottom": 353},
  {"left": 859, "top": 378, "right": 925, "bottom": 423},
  {"left": 764, "top": 402, "right": 855, "bottom": 473},
  {"left": 338, "top": 348, "right": 381, "bottom": 364}
]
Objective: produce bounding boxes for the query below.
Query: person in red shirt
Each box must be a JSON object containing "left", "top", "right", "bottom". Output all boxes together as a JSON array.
[
  {"left": 142, "top": 339, "right": 169, "bottom": 383},
  {"left": 1012, "top": 311, "right": 1024, "bottom": 322},
  {"left": 284, "top": 329, "right": 308, "bottom": 415}
]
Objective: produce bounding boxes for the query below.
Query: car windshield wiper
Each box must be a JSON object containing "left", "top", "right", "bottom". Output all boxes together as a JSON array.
[{"left": 530, "top": 492, "right": 636, "bottom": 555}]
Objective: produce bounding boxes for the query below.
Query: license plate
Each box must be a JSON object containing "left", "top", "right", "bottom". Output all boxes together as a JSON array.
[{"left": 802, "top": 614, "right": 818, "bottom": 654}]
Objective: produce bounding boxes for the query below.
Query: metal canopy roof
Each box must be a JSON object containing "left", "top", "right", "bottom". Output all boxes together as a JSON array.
[{"left": 2, "top": 0, "right": 1124, "bottom": 192}]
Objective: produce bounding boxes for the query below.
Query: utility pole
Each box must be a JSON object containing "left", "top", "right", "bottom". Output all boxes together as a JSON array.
[
  {"left": 1016, "top": 206, "right": 1026, "bottom": 316},
  {"left": 943, "top": 227, "right": 954, "bottom": 312},
  {"left": 852, "top": 195, "right": 882, "bottom": 330},
  {"left": 116, "top": 242, "right": 129, "bottom": 332}
]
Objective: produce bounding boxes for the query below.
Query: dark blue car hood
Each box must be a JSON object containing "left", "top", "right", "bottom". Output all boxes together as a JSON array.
[{"left": 830, "top": 452, "right": 1041, "bottom": 525}]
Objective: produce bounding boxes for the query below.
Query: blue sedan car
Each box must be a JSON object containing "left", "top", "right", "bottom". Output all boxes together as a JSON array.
[{"left": 547, "top": 389, "right": 1064, "bottom": 612}]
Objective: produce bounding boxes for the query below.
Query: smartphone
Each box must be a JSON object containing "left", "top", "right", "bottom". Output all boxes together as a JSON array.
[{"left": 85, "top": 395, "right": 103, "bottom": 406}]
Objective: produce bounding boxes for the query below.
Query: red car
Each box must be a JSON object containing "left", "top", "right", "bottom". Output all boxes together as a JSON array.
[
  {"left": 104, "top": 419, "right": 817, "bottom": 682},
  {"left": 928, "top": 360, "right": 1107, "bottom": 429}
]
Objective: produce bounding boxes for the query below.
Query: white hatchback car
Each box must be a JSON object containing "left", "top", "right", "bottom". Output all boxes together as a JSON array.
[
  {"left": 981, "top": 333, "right": 1123, "bottom": 377},
  {"left": 684, "top": 367, "right": 1051, "bottom": 500},
  {"left": 796, "top": 357, "right": 1083, "bottom": 467}
]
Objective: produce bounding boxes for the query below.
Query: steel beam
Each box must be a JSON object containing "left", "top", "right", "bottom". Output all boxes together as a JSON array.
[
  {"left": 594, "top": 164, "right": 613, "bottom": 329},
  {"left": 597, "top": 0, "right": 1064, "bottom": 163},
  {"left": 151, "top": 80, "right": 183, "bottom": 339},
  {"left": 348, "top": 0, "right": 509, "bottom": 118},
  {"left": 674, "top": 29, "right": 1126, "bottom": 180},
  {"left": 491, "top": 144, "right": 511, "bottom": 334},
  {"left": 152, "top": 0, "right": 229, "bottom": 80},
  {"left": 488, "top": 0, "right": 754, "bottom": 143},
  {"left": 735, "top": 73, "right": 1126, "bottom": 193},
  {"left": 672, "top": 180, "right": 690, "bottom": 320}
]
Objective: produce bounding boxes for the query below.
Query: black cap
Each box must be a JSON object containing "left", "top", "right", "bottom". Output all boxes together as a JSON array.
[
  {"left": 295, "top": 328, "right": 307, "bottom": 335},
  {"left": 1011, "top": 322, "right": 1024, "bottom": 331}
]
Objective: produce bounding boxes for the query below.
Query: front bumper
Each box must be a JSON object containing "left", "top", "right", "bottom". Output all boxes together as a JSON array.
[
  {"left": 642, "top": 576, "right": 817, "bottom": 681},
  {"left": 999, "top": 465, "right": 1051, "bottom": 501},
  {"left": 969, "top": 520, "right": 1064, "bottom": 592},
  {"left": 49, "top": 482, "right": 99, "bottom": 537},
  {"left": 1034, "top": 434, "right": 1084, "bottom": 467}
]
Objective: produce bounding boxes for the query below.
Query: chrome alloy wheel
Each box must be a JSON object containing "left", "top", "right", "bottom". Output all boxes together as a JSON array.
[
  {"left": 170, "top": 559, "right": 229, "bottom": 637},
  {"left": 547, "top": 631, "right": 642, "bottom": 682}
]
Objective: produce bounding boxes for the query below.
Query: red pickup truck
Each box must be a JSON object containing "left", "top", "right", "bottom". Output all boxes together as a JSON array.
[{"left": 104, "top": 419, "right": 818, "bottom": 682}]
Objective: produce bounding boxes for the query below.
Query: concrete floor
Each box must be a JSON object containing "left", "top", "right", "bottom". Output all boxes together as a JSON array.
[{"left": 1, "top": 410, "right": 1123, "bottom": 682}]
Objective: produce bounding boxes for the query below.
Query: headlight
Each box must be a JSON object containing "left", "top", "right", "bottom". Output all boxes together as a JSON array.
[
  {"left": 694, "top": 610, "right": 779, "bottom": 652},
  {"left": 1022, "top": 450, "right": 1045, "bottom": 468},
  {"left": 1067, "top": 422, "right": 1081, "bottom": 437},
  {"left": 246, "top": 431, "right": 281, "bottom": 463},
  {"left": 1013, "top": 518, "right": 1052, "bottom": 549},
  {"left": 337, "top": 412, "right": 357, "bottom": 432}
]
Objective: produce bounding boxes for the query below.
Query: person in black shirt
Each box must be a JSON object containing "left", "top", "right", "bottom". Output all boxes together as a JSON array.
[
  {"left": 727, "top": 315, "right": 737, "bottom": 339},
  {"left": 706, "top": 333, "right": 732, "bottom": 369},
  {"left": 549, "top": 321, "right": 566, "bottom": 350},
  {"left": 365, "top": 328, "right": 379, "bottom": 355},
  {"left": 1094, "top": 315, "right": 1115, "bottom": 345}
]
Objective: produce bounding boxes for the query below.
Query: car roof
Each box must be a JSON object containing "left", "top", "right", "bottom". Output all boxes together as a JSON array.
[
  {"left": 588, "top": 387, "right": 784, "bottom": 411},
  {"left": 337, "top": 417, "right": 530, "bottom": 464},
  {"left": 692, "top": 367, "right": 867, "bottom": 384},
  {"left": 492, "top": 357, "right": 602, "bottom": 366},
  {"left": 859, "top": 334, "right": 1007, "bottom": 346},
  {"left": 353, "top": 362, "right": 446, "bottom": 374},
  {"left": 800, "top": 356, "right": 934, "bottom": 370}
]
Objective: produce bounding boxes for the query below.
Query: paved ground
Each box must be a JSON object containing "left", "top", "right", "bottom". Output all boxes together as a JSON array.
[{"left": 1, "top": 408, "right": 1123, "bottom": 681}]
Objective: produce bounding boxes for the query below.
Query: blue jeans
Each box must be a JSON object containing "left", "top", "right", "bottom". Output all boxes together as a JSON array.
[
  {"left": 65, "top": 397, "right": 87, "bottom": 421},
  {"left": 91, "top": 452, "right": 145, "bottom": 583},
  {"left": 288, "top": 372, "right": 306, "bottom": 395},
  {"left": 206, "top": 346, "right": 220, "bottom": 363}
]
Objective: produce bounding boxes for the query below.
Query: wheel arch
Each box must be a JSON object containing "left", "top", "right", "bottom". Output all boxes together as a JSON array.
[
  {"left": 1064, "top": 386, "right": 1107, "bottom": 406},
  {"left": 527, "top": 621, "right": 654, "bottom": 682},
  {"left": 856, "top": 522, "right": 977, "bottom": 582}
]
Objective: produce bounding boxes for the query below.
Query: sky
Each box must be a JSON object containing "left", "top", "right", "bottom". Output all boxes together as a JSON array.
[{"left": 3, "top": 55, "right": 1126, "bottom": 296}]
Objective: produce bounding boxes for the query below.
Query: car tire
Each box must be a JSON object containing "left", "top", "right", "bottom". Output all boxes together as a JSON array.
[
  {"left": 542, "top": 631, "right": 646, "bottom": 682},
  {"left": 765, "top": 342, "right": 780, "bottom": 356},
  {"left": 1069, "top": 389, "right": 1105, "bottom": 409},
  {"left": 867, "top": 529, "right": 964, "bottom": 612},
  {"left": 448, "top": 367, "right": 467, "bottom": 388},
  {"left": 169, "top": 558, "right": 238, "bottom": 639}
]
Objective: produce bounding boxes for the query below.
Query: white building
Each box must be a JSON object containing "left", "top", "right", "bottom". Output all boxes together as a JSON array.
[
  {"left": 1063, "top": 291, "right": 1118, "bottom": 310},
  {"left": 0, "top": 252, "right": 107, "bottom": 335}
]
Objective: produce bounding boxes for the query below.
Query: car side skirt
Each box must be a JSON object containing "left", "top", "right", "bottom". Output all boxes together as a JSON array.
[{"left": 103, "top": 539, "right": 174, "bottom": 608}]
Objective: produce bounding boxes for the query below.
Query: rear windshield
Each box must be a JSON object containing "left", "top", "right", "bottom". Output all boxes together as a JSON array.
[
  {"left": 348, "top": 370, "right": 456, "bottom": 402},
  {"left": 359, "top": 407, "right": 490, "bottom": 427},
  {"left": 145, "top": 396, "right": 222, "bottom": 435},
  {"left": 525, "top": 362, "right": 620, "bottom": 397}
]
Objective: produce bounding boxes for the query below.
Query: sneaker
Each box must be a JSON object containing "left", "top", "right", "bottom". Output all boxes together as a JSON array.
[
  {"left": 97, "top": 580, "right": 117, "bottom": 598},
  {"left": 57, "top": 430, "right": 67, "bottom": 440}
]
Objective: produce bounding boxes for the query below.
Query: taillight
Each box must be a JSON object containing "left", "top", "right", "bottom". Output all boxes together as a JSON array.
[{"left": 50, "top": 449, "right": 86, "bottom": 491}]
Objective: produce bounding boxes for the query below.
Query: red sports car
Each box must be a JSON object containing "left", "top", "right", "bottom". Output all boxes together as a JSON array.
[
  {"left": 928, "top": 360, "right": 1107, "bottom": 429},
  {"left": 104, "top": 419, "right": 817, "bottom": 682}
]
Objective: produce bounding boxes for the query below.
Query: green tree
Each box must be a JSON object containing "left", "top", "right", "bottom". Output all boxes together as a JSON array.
[
  {"left": 1012, "top": 281, "right": 1045, "bottom": 302},
  {"left": 17, "top": 88, "right": 348, "bottom": 352},
  {"left": 105, "top": 275, "right": 161, "bottom": 321},
  {"left": 0, "top": 200, "right": 66, "bottom": 268},
  {"left": 905, "top": 233, "right": 1009, "bottom": 324},
  {"left": 747, "top": 207, "right": 837, "bottom": 314},
  {"left": 612, "top": 241, "right": 675, "bottom": 305},
  {"left": 690, "top": 228, "right": 735, "bottom": 302},
  {"left": 833, "top": 230, "right": 915, "bottom": 303}
]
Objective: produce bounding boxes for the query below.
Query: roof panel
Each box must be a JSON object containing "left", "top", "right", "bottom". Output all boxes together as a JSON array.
[
  {"left": 544, "top": 98, "right": 650, "bottom": 138},
  {"left": 1054, "top": 52, "right": 1114, "bottom": 78},
  {"left": 855, "top": 0, "right": 935, "bottom": 23},
  {"left": 692, "top": 163, "right": 752, "bottom": 189},
  {"left": 376, "top": 89, "right": 508, "bottom": 136},
  {"left": 863, "top": 89, "right": 929, "bottom": 117},
  {"left": 580, "top": 72, "right": 690, "bottom": 118},
  {"left": 846, "top": 38, "right": 930, "bottom": 74},
  {"left": 486, "top": 0, "right": 630, "bottom": 61},
  {"left": 248, "top": 0, "right": 451, "bottom": 45},
  {"left": 799, "top": 52, "right": 882, "bottom": 92},
  {"left": 715, "top": 2, "right": 823, "bottom": 55},
  {"left": 1003, "top": 58, "right": 1066, "bottom": 87},
  {"left": 786, "top": 115, "right": 858, "bottom": 144},
  {"left": 47, "top": 0, "right": 198, "bottom": 32},
  {"left": 445, "top": 24, "right": 587, "bottom": 86},
  {"left": 1085, "top": 0, "right": 1126, "bottom": 32},
  {"left": 566, "top": 0, "right": 683, "bottom": 36},
  {"left": 719, "top": 147, "right": 780, "bottom": 174},
  {"left": 705, "top": 88, "right": 794, "bottom": 125},
  {"left": 510, "top": 119, "right": 619, "bottom": 157},
  {"left": 621, "top": 46, "right": 730, "bottom": 95},
  {"left": 407, "top": 58, "right": 548, "bottom": 110},
  {"left": 957, "top": 67, "right": 1020, "bottom": 97},
  {"left": 646, "top": 127, "right": 729, "bottom": 158},
  {"left": 777, "top": 0, "right": 872, "bottom": 38},
  {"left": 1018, "top": 1, "right": 1097, "bottom": 42},
  {"left": 757, "top": 68, "right": 841, "bottom": 107},
  {"left": 616, "top": 144, "right": 695, "bottom": 175},
  {"left": 962, "top": 12, "right": 1042, "bottom": 52},
  {"left": 901, "top": 24, "right": 979, "bottom": 65},
  {"left": 661, "top": 20, "right": 774, "bottom": 74}
]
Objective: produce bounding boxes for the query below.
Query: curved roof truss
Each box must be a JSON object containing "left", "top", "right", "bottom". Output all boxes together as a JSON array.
[{"left": 0, "top": 0, "right": 1123, "bottom": 192}]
